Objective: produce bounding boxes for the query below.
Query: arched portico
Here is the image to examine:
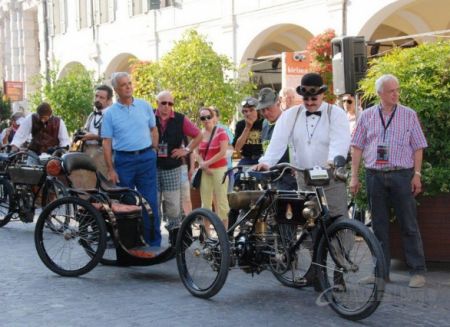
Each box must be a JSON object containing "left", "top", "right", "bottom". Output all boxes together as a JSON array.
[
  {"left": 103, "top": 53, "right": 138, "bottom": 82},
  {"left": 58, "top": 62, "right": 87, "bottom": 80},
  {"left": 240, "top": 24, "right": 314, "bottom": 91},
  {"left": 357, "top": 0, "right": 450, "bottom": 55}
]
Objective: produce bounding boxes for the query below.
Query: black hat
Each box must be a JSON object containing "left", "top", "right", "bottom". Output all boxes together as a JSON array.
[
  {"left": 256, "top": 88, "right": 278, "bottom": 110},
  {"left": 296, "top": 73, "right": 328, "bottom": 96}
]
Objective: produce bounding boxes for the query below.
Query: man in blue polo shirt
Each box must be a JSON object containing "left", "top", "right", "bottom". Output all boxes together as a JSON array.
[{"left": 102, "top": 72, "right": 161, "bottom": 247}]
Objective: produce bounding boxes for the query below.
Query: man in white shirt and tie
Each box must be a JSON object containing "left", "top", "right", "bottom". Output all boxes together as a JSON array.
[{"left": 256, "top": 73, "right": 351, "bottom": 218}]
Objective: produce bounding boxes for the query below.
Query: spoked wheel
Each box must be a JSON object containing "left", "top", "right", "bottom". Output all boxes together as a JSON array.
[
  {"left": 176, "top": 208, "right": 230, "bottom": 298},
  {"left": 42, "top": 179, "right": 69, "bottom": 232},
  {"left": 34, "top": 197, "right": 107, "bottom": 277},
  {"left": 0, "top": 178, "right": 13, "bottom": 227},
  {"left": 316, "top": 219, "right": 385, "bottom": 321},
  {"left": 270, "top": 224, "right": 314, "bottom": 288}
]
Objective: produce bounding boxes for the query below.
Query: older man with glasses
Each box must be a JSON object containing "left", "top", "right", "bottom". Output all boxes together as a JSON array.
[
  {"left": 154, "top": 90, "right": 202, "bottom": 230},
  {"left": 232, "top": 96, "right": 264, "bottom": 165},
  {"left": 257, "top": 73, "right": 350, "bottom": 219}
]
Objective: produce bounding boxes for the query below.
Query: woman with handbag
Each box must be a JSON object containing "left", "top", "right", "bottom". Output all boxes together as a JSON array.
[{"left": 195, "top": 107, "right": 230, "bottom": 228}]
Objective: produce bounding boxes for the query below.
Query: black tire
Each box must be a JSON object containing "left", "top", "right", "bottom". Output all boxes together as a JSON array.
[
  {"left": 34, "top": 197, "right": 107, "bottom": 277},
  {"left": 271, "top": 225, "right": 314, "bottom": 288},
  {"left": 176, "top": 208, "right": 230, "bottom": 298},
  {"left": 0, "top": 178, "right": 13, "bottom": 227},
  {"left": 316, "top": 219, "right": 385, "bottom": 321}
]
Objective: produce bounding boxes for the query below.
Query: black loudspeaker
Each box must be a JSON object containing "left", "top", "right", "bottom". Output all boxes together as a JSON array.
[{"left": 331, "top": 36, "right": 367, "bottom": 95}]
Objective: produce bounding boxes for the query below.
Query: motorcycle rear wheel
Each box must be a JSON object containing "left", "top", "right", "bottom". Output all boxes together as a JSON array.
[
  {"left": 176, "top": 208, "right": 230, "bottom": 298},
  {"left": 271, "top": 225, "right": 314, "bottom": 288}
]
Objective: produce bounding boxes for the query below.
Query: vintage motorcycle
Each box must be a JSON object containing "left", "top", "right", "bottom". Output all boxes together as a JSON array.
[
  {"left": 175, "top": 157, "right": 386, "bottom": 321},
  {"left": 0, "top": 148, "right": 68, "bottom": 228}
]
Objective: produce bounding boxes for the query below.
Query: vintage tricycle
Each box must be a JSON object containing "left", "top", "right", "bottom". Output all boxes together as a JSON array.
[
  {"left": 33, "top": 152, "right": 176, "bottom": 276},
  {"left": 175, "top": 158, "right": 386, "bottom": 321}
]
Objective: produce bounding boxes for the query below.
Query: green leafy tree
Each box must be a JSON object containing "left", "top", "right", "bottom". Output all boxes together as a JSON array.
[
  {"left": 30, "top": 65, "right": 96, "bottom": 133},
  {"left": 0, "top": 90, "right": 12, "bottom": 131},
  {"left": 132, "top": 29, "right": 255, "bottom": 123},
  {"left": 359, "top": 40, "right": 450, "bottom": 196}
]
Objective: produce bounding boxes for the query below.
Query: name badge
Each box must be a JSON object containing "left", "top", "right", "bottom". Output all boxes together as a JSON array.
[
  {"left": 376, "top": 144, "right": 389, "bottom": 164},
  {"left": 158, "top": 142, "right": 168, "bottom": 158}
]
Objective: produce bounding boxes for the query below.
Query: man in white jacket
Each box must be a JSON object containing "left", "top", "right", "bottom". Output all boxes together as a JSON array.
[{"left": 257, "top": 73, "right": 351, "bottom": 218}]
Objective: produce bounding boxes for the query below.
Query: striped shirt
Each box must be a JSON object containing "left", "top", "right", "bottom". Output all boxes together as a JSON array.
[{"left": 351, "top": 103, "right": 427, "bottom": 169}]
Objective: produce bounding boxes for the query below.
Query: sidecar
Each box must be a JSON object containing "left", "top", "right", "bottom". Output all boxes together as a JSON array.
[{"left": 34, "top": 152, "right": 176, "bottom": 277}]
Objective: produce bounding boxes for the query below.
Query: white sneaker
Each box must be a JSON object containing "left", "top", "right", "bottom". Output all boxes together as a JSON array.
[{"left": 409, "top": 274, "right": 426, "bottom": 288}]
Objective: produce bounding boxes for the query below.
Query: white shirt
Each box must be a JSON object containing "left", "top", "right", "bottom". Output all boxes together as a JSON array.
[
  {"left": 11, "top": 113, "right": 71, "bottom": 148},
  {"left": 259, "top": 102, "right": 350, "bottom": 168},
  {"left": 84, "top": 108, "right": 109, "bottom": 145}
]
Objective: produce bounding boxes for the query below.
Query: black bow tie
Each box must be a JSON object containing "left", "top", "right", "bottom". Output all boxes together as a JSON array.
[
  {"left": 94, "top": 111, "right": 102, "bottom": 116},
  {"left": 306, "top": 111, "right": 321, "bottom": 117}
]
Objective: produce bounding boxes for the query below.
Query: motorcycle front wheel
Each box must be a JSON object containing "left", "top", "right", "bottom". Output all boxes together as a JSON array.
[
  {"left": 316, "top": 218, "right": 385, "bottom": 321},
  {"left": 176, "top": 208, "right": 230, "bottom": 298}
]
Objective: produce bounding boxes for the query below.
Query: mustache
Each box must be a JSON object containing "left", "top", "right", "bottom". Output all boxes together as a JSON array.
[{"left": 94, "top": 101, "right": 103, "bottom": 110}]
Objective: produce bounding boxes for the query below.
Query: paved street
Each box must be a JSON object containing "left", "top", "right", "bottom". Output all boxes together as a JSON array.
[{"left": 1, "top": 220, "right": 449, "bottom": 327}]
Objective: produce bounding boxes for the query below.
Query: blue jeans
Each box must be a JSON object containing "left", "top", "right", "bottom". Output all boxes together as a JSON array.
[
  {"left": 366, "top": 168, "right": 426, "bottom": 276},
  {"left": 114, "top": 149, "right": 161, "bottom": 247}
]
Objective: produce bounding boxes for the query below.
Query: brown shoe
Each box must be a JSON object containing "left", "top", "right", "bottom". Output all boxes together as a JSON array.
[{"left": 408, "top": 274, "right": 426, "bottom": 288}]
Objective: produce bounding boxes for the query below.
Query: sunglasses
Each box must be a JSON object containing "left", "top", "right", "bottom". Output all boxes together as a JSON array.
[
  {"left": 299, "top": 85, "right": 324, "bottom": 95},
  {"left": 241, "top": 99, "right": 258, "bottom": 107},
  {"left": 160, "top": 101, "right": 174, "bottom": 106},
  {"left": 343, "top": 99, "right": 353, "bottom": 104},
  {"left": 303, "top": 96, "right": 318, "bottom": 101},
  {"left": 200, "top": 115, "right": 212, "bottom": 121}
]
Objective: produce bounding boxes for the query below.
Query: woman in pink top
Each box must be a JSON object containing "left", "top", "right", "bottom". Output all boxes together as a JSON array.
[{"left": 196, "top": 107, "right": 230, "bottom": 228}]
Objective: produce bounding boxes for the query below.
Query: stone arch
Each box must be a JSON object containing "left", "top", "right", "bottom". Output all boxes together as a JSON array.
[
  {"left": 358, "top": 0, "right": 450, "bottom": 55},
  {"left": 239, "top": 24, "right": 314, "bottom": 90},
  {"left": 103, "top": 53, "right": 138, "bottom": 81},
  {"left": 58, "top": 61, "right": 87, "bottom": 79}
]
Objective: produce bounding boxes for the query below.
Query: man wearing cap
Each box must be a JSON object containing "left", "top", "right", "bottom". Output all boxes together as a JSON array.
[
  {"left": 257, "top": 87, "right": 297, "bottom": 189},
  {"left": 232, "top": 97, "right": 264, "bottom": 165},
  {"left": 257, "top": 73, "right": 350, "bottom": 218},
  {"left": 2, "top": 112, "right": 25, "bottom": 145}
]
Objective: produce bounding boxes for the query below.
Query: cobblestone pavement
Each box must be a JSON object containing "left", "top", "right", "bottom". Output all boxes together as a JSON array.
[{"left": 1, "top": 220, "right": 449, "bottom": 327}]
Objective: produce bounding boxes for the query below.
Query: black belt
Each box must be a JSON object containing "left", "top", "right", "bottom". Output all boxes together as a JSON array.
[
  {"left": 115, "top": 146, "right": 152, "bottom": 155},
  {"left": 367, "top": 167, "right": 412, "bottom": 173}
]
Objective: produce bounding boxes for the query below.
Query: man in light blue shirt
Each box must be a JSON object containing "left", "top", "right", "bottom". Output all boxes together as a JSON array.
[{"left": 102, "top": 72, "right": 161, "bottom": 247}]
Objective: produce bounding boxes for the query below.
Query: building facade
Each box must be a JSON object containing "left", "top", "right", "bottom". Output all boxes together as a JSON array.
[{"left": 1, "top": 0, "right": 449, "bottom": 110}]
